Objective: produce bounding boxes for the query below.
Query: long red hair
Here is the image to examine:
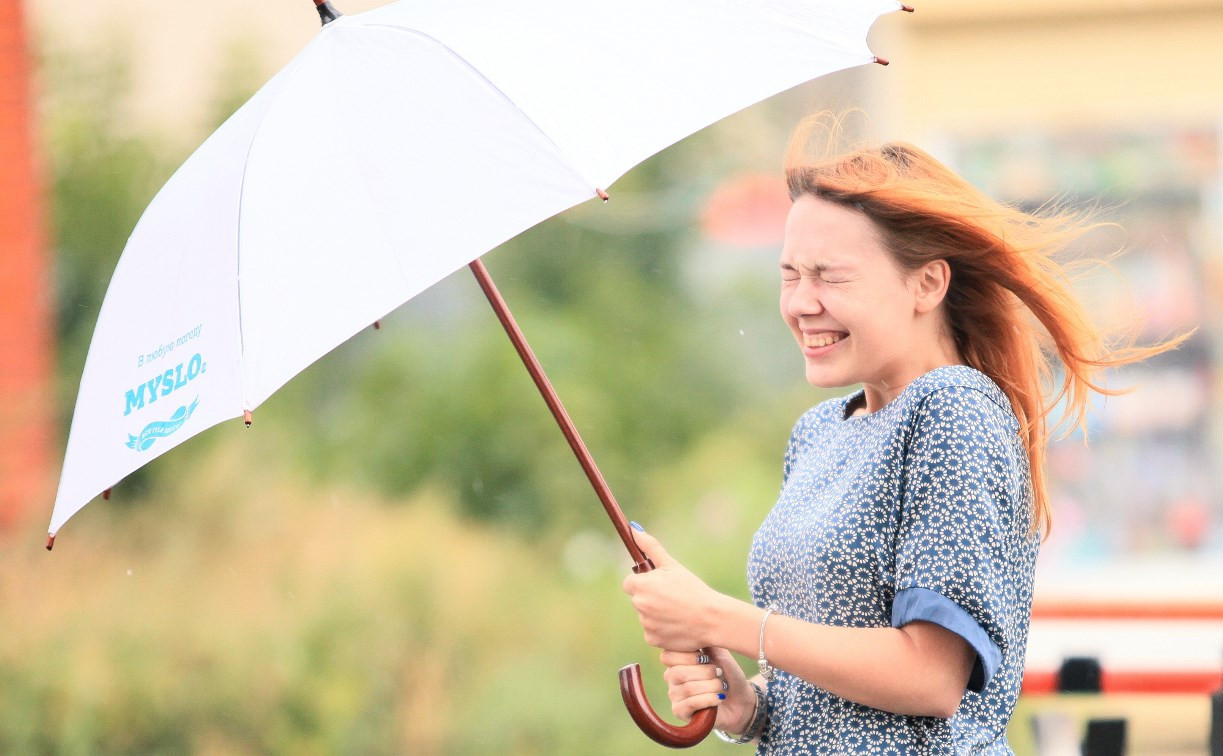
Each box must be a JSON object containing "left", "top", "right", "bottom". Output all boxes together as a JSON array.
[{"left": 785, "top": 116, "right": 1187, "bottom": 536}]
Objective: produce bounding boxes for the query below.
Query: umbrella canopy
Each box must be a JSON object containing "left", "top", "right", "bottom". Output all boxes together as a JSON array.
[{"left": 51, "top": 0, "right": 905, "bottom": 537}]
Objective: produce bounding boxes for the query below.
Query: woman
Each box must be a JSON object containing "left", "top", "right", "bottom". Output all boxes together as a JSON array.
[{"left": 621, "top": 121, "right": 1181, "bottom": 752}]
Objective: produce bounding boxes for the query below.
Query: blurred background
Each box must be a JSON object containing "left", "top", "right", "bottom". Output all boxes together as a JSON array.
[{"left": 2, "top": 0, "right": 1221, "bottom": 752}]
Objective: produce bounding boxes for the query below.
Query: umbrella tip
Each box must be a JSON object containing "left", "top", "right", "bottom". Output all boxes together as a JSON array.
[
  {"left": 901, "top": 3, "right": 914, "bottom": 11},
  {"left": 244, "top": 410, "right": 253, "bottom": 428},
  {"left": 373, "top": 320, "right": 381, "bottom": 330},
  {"left": 873, "top": 56, "right": 890, "bottom": 66},
  {"left": 596, "top": 188, "right": 610, "bottom": 202},
  {"left": 46, "top": 533, "right": 55, "bottom": 551},
  {"left": 102, "top": 487, "right": 112, "bottom": 501},
  {"left": 313, "top": 0, "right": 343, "bottom": 26}
]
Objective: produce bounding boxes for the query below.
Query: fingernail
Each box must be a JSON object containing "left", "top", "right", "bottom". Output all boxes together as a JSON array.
[
  {"left": 630, "top": 521, "right": 644, "bottom": 532},
  {"left": 715, "top": 667, "right": 723, "bottom": 677},
  {"left": 717, "top": 693, "right": 726, "bottom": 700}
]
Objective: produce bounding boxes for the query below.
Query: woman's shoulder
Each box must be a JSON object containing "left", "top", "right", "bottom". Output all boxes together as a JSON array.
[{"left": 904, "top": 366, "right": 1014, "bottom": 418}]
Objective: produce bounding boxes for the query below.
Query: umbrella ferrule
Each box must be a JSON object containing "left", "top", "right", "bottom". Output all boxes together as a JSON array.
[{"left": 313, "top": 0, "right": 343, "bottom": 26}]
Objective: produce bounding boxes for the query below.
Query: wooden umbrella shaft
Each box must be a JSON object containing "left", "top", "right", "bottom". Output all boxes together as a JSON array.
[
  {"left": 467, "top": 258, "right": 651, "bottom": 571},
  {"left": 468, "top": 257, "right": 714, "bottom": 748}
]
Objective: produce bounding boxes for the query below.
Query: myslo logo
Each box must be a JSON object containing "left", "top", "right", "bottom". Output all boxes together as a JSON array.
[
  {"left": 127, "top": 396, "right": 200, "bottom": 451},
  {"left": 123, "top": 352, "right": 206, "bottom": 451},
  {"left": 124, "top": 353, "right": 206, "bottom": 415}
]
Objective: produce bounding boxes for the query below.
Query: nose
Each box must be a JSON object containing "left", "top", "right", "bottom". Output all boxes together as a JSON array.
[{"left": 785, "top": 278, "right": 824, "bottom": 319}]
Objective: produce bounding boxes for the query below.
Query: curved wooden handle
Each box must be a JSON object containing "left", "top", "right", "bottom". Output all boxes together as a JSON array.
[{"left": 619, "top": 662, "right": 717, "bottom": 748}]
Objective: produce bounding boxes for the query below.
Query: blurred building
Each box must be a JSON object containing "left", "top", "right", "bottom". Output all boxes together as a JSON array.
[
  {"left": 1, "top": 0, "right": 53, "bottom": 528},
  {"left": 26, "top": 0, "right": 386, "bottom": 136},
  {"left": 873, "top": 0, "right": 1223, "bottom": 562}
]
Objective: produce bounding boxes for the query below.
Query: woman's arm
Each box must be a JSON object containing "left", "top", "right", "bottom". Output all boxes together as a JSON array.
[
  {"left": 712, "top": 596, "right": 975, "bottom": 718},
  {"left": 624, "top": 529, "right": 976, "bottom": 719}
]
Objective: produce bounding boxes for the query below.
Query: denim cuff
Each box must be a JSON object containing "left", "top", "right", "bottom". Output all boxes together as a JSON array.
[{"left": 891, "top": 586, "right": 1001, "bottom": 693}]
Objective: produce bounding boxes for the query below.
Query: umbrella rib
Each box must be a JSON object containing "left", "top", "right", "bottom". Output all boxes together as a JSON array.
[
  {"left": 235, "top": 169, "right": 250, "bottom": 414},
  {"left": 229, "top": 57, "right": 315, "bottom": 417}
]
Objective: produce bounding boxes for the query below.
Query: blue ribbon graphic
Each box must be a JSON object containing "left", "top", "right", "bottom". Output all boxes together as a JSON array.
[{"left": 126, "top": 396, "right": 200, "bottom": 451}]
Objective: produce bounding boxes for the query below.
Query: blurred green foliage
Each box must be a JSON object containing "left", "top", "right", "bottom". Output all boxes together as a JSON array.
[
  {"left": 284, "top": 213, "right": 757, "bottom": 530},
  {"left": 30, "top": 27, "right": 1199, "bottom": 756},
  {"left": 26, "top": 30, "right": 828, "bottom": 755},
  {"left": 40, "top": 36, "right": 172, "bottom": 417},
  {"left": 4, "top": 433, "right": 789, "bottom": 754}
]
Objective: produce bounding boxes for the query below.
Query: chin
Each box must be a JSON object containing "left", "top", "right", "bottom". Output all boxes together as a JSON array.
[{"left": 804, "top": 367, "right": 851, "bottom": 390}]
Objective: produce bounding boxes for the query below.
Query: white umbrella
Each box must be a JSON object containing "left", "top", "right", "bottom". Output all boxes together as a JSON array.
[{"left": 49, "top": 0, "right": 908, "bottom": 744}]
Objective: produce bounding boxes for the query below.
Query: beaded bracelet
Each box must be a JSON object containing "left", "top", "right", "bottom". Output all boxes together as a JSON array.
[{"left": 714, "top": 681, "right": 769, "bottom": 745}]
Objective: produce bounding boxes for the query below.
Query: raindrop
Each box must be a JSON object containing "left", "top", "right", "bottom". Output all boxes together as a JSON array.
[
  {"left": 739, "top": 329, "right": 745, "bottom": 336},
  {"left": 126, "top": 569, "right": 133, "bottom": 577}
]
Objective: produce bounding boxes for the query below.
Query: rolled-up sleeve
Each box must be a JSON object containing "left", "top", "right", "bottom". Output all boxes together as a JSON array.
[
  {"left": 892, "top": 586, "right": 1002, "bottom": 692},
  {"left": 891, "top": 387, "right": 1024, "bottom": 694}
]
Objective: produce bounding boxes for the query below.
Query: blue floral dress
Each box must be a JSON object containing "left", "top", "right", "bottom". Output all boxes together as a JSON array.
[{"left": 748, "top": 365, "right": 1038, "bottom": 754}]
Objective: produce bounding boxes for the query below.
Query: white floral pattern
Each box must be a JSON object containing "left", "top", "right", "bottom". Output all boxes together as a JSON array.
[{"left": 748, "top": 366, "right": 1038, "bottom": 754}]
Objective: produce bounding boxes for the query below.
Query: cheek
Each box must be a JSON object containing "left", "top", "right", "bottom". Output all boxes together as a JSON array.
[
  {"left": 847, "top": 285, "right": 905, "bottom": 327},
  {"left": 779, "top": 289, "right": 796, "bottom": 324}
]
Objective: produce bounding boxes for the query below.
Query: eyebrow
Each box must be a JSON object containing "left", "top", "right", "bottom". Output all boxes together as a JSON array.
[{"left": 779, "top": 261, "right": 850, "bottom": 274}]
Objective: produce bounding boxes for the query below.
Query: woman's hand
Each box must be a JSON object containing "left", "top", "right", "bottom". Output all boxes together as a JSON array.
[
  {"left": 621, "top": 527, "right": 723, "bottom": 650},
  {"left": 661, "top": 647, "right": 756, "bottom": 732}
]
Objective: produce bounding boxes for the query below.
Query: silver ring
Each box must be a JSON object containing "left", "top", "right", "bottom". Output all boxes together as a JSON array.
[
  {"left": 721, "top": 679, "right": 729, "bottom": 692},
  {"left": 696, "top": 653, "right": 710, "bottom": 665}
]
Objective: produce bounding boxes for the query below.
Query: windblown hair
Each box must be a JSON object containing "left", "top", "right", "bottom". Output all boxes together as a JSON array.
[{"left": 785, "top": 114, "right": 1187, "bottom": 536}]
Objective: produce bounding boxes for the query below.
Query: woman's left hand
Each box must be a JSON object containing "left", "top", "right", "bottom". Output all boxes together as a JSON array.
[{"left": 621, "top": 527, "right": 722, "bottom": 650}]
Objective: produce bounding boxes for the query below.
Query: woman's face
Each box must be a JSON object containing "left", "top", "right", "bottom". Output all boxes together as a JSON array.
[{"left": 779, "top": 195, "right": 948, "bottom": 410}]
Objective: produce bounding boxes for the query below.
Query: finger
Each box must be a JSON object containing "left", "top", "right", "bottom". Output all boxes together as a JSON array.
[
  {"left": 660, "top": 649, "right": 719, "bottom": 669},
  {"left": 629, "top": 527, "right": 676, "bottom": 568},
  {"left": 621, "top": 573, "right": 638, "bottom": 596},
  {"left": 672, "top": 691, "right": 725, "bottom": 722},
  {"left": 663, "top": 663, "right": 720, "bottom": 686},
  {"left": 707, "top": 648, "right": 747, "bottom": 680},
  {"left": 668, "top": 673, "right": 729, "bottom": 701}
]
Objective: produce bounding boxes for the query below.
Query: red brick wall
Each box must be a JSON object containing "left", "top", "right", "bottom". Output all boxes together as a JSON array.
[{"left": 0, "top": 0, "right": 53, "bottom": 528}]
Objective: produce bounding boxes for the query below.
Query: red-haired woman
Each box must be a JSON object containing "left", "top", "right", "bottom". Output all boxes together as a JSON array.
[{"left": 622, "top": 127, "right": 1181, "bottom": 752}]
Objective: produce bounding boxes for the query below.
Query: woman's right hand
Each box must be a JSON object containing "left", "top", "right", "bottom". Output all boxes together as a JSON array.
[{"left": 660, "top": 647, "right": 755, "bottom": 732}]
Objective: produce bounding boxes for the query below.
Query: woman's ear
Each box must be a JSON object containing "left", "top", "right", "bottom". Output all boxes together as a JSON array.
[{"left": 913, "top": 259, "right": 951, "bottom": 314}]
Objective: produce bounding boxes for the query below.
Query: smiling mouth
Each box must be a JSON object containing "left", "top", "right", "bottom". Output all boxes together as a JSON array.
[{"left": 803, "top": 332, "right": 846, "bottom": 348}]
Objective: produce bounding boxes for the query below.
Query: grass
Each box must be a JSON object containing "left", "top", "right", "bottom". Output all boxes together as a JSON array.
[
  {"left": 2, "top": 429, "right": 782, "bottom": 754},
  {"left": 9, "top": 425, "right": 1213, "bottom": 753}
]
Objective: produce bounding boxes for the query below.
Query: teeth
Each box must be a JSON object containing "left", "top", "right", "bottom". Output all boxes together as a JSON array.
[{"left": 804, "top": 332, "right": 845, "bottom": 348}]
